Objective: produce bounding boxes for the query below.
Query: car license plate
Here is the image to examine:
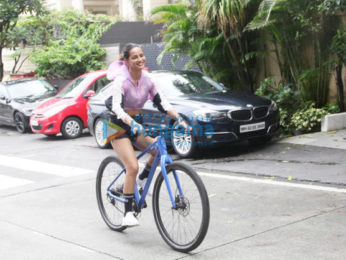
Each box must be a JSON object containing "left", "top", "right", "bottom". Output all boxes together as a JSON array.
[
  {"left": 240, "top": 122, "right": 265, "bottom": 133},
  {"left": 31, "top": 120, "right": 38, "bottom": 126}
]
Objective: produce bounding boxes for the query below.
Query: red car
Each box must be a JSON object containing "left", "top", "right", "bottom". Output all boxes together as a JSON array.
[{"left": 30, "top": 70, "right": 110, "bottom": 138}]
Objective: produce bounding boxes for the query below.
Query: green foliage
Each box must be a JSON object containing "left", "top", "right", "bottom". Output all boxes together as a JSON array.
[
  {"left": 291, "top": 103, "right": 329, "bottom": 133},
  {"left": 152, "top": 1, "right": 261, "bottom": 91},
  {"left": 322, "top": 103, "right": 340, "bottom": 114},
  {"left": 255, "top": 78, "right": 302, "bottom": 112},
  {"left": 30, "top": 37, "right": 106, "bottom": 79},
  {"left": 29, "top": 10, "right": 115, "bottom": 79},
  {"left": 330, "top": 28, "right": 346, "bottom": 67},
  {"left": 249, "top": 0, "right": 344, "bottom": 108},
  {"left": 0, "top": 0, "right": 45, "bottom": 80},
  {"left": 256, "top": 77, "right": 341, "bottom": 134},
  {"left": 298, "top": 68, "right": 329, "bottom": 107},
  {"left": 256, "top": 78, "right": 304, "bottom": 133}
]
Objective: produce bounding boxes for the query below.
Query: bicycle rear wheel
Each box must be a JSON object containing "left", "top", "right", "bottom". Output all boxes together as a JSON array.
[
  {"left": 96, "top": 156, "right": 126, "bottom": 231},
  {"left": 152, "top": 162, "right": 210, "bottom": 252}
]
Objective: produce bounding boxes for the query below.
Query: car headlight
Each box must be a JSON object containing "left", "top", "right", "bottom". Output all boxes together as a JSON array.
[
  {"left": 192, "top": 109, "right": 226, "bottom": 122},
  {"left": 269, "top": 101, "right": 278, "bottom": 112},
  {"left": 43, "top": 105, "right": 67, "bottom": 118},
  {"left": 22, "top": 108, "right": 33, "bottom": 116}
]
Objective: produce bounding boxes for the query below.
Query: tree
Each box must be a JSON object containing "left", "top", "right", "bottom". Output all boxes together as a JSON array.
[
  {"left": 152, "top": 0, "right": 261, "bottom": 91},
  {"left": 6, "top": 15, "right": 50, "bottom": 74},
  {"left": 197, "top": 0, "right": 261, "bottom": 92},
  {"left": 0, "top": 0, "right": 44, "bottom": 81},
  {"left": 247, "top": 0, "right": 345, "bottom": 107},
  {"left": 330, "top": 29, "right": 346, "bottom": 112},
  {"left": 29, "top": 10, "right": 115, "bottom": 79}
]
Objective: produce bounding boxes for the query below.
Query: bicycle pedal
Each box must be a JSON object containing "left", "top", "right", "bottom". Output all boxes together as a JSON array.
[{"left": 110, "top": 187, "right": 123, "bottom": 197}]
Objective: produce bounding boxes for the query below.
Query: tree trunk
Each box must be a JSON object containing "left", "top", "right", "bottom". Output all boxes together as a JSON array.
[
  {"left": 336, "top": 65, "right": 345, "bottom": 112},
  {"left": 0, "top": 47, "right": 3, "bottom": 82}
]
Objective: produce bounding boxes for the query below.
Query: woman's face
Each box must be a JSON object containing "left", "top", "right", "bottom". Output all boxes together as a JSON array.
[{"left": 126, "top": 47, "right": 146, "bottom": 71}]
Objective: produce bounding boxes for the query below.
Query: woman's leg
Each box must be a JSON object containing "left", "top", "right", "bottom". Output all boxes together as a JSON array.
[
  {"left": 111, "top": 137, "right": 140, "bottom": 226},
  {"left": 111, "top": 138, "right": 138, "bottom": 194},
  {"left": 134, "top": 135, "right": 157, "bottom": 166}
]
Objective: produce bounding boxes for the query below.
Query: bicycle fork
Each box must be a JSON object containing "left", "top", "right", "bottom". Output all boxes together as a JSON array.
[{"left": 160, "top": 155, "right": 186, "bottom": 210}]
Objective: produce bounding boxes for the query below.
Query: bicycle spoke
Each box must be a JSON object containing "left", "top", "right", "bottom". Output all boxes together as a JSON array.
[
  {"left": 96, "top": 156, "right": 126, "bottom": 231},
  {"left": 153, "top": 162, "right": 209, "bottom": 252}
]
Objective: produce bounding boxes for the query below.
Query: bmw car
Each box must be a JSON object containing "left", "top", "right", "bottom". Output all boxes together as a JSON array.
[{"left": 87, "top": 70, "right": 280, "bottom": 157}]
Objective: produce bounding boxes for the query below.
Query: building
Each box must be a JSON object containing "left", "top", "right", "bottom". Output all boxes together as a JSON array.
[{"left": 44, "top": 0, "right": 180, "bottom": 21}]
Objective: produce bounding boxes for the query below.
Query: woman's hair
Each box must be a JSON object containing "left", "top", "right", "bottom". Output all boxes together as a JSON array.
[{"left": 119, "top": 43, "right": 140, "bottom": 60}]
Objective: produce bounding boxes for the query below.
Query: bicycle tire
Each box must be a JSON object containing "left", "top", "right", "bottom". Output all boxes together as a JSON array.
[
  {"left": 96, "top": 156, "right": 127, "bottom": 232},
  {"left": 152, "top": 162, "right": 210, "bottom": 252}
]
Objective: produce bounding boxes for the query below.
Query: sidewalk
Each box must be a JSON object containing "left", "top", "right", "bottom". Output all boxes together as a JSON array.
[{"left": 278, "top": 129, "right": 346, "bottom": 150}]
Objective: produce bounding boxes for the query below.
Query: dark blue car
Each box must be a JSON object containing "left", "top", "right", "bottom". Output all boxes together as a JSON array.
[{"left": 87, "top": 70, "right": 280, "bottom": 157}]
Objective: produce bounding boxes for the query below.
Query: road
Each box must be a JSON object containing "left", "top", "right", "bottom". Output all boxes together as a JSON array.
[{"left": 0, "top": 126, "right": 345, "bottom": 260}]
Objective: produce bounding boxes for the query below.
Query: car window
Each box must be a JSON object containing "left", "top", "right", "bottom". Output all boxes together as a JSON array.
[
  {"left": 90, "top": 76, "right": 111, "bottom": 94},
  {"left": 153, "top": 72, "right": 225, "bottom": 97},
  {"left": 56, "top": 76, "right": 92, "bottom": 98},
  {"left": 6, "top": 80, "right": 56, "bottom": 99},
  {"left": 97, "top": 82, "right": 114, "bottom": 98}
]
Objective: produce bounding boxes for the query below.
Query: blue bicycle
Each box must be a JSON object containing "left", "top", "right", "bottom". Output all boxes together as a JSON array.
[{"left": 96, "top": 136, "right": 210, "bottom": 252}]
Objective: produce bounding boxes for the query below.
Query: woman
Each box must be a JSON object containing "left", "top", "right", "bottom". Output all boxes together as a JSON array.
[{"left": 106, "top": 43, "right": 188, "bottom": 227}]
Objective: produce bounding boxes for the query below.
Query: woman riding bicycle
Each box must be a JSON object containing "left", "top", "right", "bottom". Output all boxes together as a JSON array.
[{"left": 105, "top": 43, "right": 188, "bottom": 227}]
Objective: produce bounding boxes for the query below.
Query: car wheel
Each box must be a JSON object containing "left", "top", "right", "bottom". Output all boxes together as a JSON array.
[
  {"left": 248, "top": 136, "right": 271, "bottom": 146},
  {"left": 61, "top": 117, "right": 83, "bottom": 139},
  {"left": 14, "top": 112, "right": 28, "bottom": 133},
  {"left": 171, "top": 121, "right": 197, "bottom": 158},
  {"left": 94, "top": 118, "right": 111, "bottom": 149}
]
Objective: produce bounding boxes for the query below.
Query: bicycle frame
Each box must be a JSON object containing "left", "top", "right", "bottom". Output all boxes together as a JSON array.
[{"left": 106, "top": 136, "right": 184, "bottom": 211}]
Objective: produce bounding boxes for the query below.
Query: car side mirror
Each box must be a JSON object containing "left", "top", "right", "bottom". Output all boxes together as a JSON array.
[
  {"left": 0, "top": 95, "right": 5, "bottom": 101},
  {"left": 84, "top": 90, "right": 95, "bottom": 98}
]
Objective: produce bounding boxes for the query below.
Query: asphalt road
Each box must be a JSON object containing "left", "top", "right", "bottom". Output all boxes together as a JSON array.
[{"left": 0, "top": 126, "right": 345, "bottom": 260}]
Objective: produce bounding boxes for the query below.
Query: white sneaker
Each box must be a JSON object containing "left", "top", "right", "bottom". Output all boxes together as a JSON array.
[
  {"left": 122, "top": 212, "right": 139, "bottom": 227},
  {"left": 137, "top": 177, "right": 152, "bottom": 196}
]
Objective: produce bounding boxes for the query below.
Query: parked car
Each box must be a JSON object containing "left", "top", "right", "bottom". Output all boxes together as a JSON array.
[
  {"left": 30, "top": 70, "right": 110, "bottom": 138},
  {"left": 0, "top": 78, "right": 57, "bottom": 133},
  {"left": 87, "top": 70, "right": 280, "bottom": 157}
]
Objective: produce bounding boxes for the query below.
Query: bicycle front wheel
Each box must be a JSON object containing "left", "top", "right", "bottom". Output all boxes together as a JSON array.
[
  {"left": 152, "top": 162, "right": 210, "bottom": 252},
  {"left": 96, "top": 156, "right": 126, "bottom": 232}
]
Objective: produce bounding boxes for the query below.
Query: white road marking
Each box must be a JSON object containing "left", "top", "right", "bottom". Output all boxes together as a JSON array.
[
  {"left": 198, "top": 171, "right": 346, "bottom": 194},
  {"left": 0, "top": 155, "right": 92, "bottom": 177},
  {"left": 0, "top": 175, "right": 34, "bottom": 190},
  {"left": 140, "top": 162, "right": 346, "bottom": 193}
]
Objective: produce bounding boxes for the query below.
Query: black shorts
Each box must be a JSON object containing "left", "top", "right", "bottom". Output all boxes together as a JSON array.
[{"left": 102, "top": 111, "right": 143, "bottom": 142}]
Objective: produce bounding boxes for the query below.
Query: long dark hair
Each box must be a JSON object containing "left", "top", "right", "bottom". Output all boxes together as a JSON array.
[{"left": 120, "top": 43, "right": 140, "bottom": 60}]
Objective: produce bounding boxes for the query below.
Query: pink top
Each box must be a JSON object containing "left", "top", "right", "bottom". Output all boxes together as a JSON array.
[{"left": 107, "top": 60, "right": 172, "bottom": 122}]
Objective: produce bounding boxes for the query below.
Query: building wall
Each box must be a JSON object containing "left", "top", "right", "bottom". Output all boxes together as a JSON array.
[
  {"left": 84, "top": 1, "right": 119, "bottom": 16},
  {"left": 45, "top": 0, "right": 172, "bottom": 19},
  {"left": 2, "top": 48, "right": 37, "bottom": 81},
  {"left": 143, "top": 0, "right": 170, "bottom": 19}
]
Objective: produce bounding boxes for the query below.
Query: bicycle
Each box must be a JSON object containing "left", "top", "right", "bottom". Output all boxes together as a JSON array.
[{"left": 96, "top": 135, "right": 210, "bottom": 253}]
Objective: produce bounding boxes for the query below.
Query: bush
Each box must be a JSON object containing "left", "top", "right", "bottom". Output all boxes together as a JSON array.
[
  {"left": 291, "top": 103, "right": 329, "bottom": 133},
  {"left": 256, "top": 78, "right": 341, "bottom": 135},
  {"left": 31, "top": 36, "right": 106, "bottom": 79},
  {"left": 29, "top": 11, "right": 114, "bottom": 79},
  {"left": 255, "top": 78, "right": 303, "bottom": 133}
]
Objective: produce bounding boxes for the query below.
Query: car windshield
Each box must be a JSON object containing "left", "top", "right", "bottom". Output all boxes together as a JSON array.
[
  {"left": 154, "top": 72, "right": 225, "bottom": 97},
  {"left": 56, "top": 76, "right": 93, "bottom": 98},
  {"left": 7, "top": 80, "right": 56, "bottom": 99}
]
